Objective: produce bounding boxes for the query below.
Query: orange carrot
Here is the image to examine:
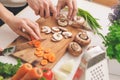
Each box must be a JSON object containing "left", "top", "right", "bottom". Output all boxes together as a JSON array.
[
  {"left": 44, "top": 48, "right": 51, "bottom": 53},
  {"left": 20, "top": 67, "right": 43, "bottom": 80},
  {"left": 40, "top": 59, "right": 48, "bottom": 66},
  {"left": 43, "top": 54, "right": 49, "bottom": 59},
  {"left": 34, "top": 50, "right": 44, "bottom": 57},
  {"left": 11, "top": 63, "right": 32, "bottom": 80},
  {"left": 48, "top": 53, "right": 56, "bottom": 63}
]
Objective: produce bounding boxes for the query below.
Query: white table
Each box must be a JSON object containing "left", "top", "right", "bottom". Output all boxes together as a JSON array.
[{"left": 0, "top": 0, "right": 120, "bottom": 80}]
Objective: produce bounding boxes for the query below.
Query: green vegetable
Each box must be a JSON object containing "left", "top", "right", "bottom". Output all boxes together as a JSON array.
[
  {"left": 103, "top": 20, "right": 120, "bottom": 62},
  {"left": 0, "top": 76, "right": 4, "bottom": 80},
  {"left": 77, "top": 8, "right": 102, "bottom": 34},
  {"left": 0, "top": 59, "right": 22, "bottom": 78}
]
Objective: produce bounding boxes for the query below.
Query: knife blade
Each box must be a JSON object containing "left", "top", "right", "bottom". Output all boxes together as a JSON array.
[
  {"left": 1, "top": 38, "right": 46, "bottom": 56},
  {"left": 1, "top": 42, "right": 34, "bottom": 56}
]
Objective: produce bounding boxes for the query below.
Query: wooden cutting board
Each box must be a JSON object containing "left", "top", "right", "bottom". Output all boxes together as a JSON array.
[{"left": 11, "top": 17, "right": 81, "bottom": 69}]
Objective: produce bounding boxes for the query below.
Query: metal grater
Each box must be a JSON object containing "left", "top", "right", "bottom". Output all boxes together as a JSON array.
[{"left": 79, "top": 46, "right": 109, "bottom": 80}]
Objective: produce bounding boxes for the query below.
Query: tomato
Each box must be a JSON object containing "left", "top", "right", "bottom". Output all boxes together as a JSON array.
[{"left": 41, "top": 68, "right": 53, "bottom": 80}]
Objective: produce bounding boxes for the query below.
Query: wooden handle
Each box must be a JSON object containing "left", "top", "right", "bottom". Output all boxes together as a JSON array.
[{"left": 15, "top": 42, "right": 33, "bottom": 52}]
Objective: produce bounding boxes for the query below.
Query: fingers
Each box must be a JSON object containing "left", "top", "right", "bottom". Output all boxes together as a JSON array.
[
  {"left": 67, "top": 1, "right": 73, "bottom": 19},
  {"left": 16, "top": 30, "right": 30, "bottom": 40},
  {"left": 71, "top": 0, "right": 77, "bottom": 19},
  {"left": 57, "top": 3, "right": 62, "bottom": 17},
  {"left": 50, "top": 4, "right": 57, "bottom": 18},
  {"left": 21, "top": 21, "right": 40, "bottom": 40}
]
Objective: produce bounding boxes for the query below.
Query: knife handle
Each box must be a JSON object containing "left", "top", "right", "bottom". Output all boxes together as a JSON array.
[{"left": 15, "top": 42, "right": 34, "bottom": 52}]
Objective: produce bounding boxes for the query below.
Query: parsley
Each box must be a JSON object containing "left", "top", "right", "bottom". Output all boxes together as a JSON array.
[
  {"left": 103, "top": 20, "right": 120, "bottom": 62},
  {"left": 0, "top": 59, "right": 22, "bottom": 78}
]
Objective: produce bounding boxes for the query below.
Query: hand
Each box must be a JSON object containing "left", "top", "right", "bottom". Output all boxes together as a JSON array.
[
  {"left": 57, "top": 0, "right": 77, "bottom": 19},
  {"left": 6, "top": 16, "right": 41, "bottom": 40},
  {"left": 27, "top": 0, "right": 57, "bottom": 18}
]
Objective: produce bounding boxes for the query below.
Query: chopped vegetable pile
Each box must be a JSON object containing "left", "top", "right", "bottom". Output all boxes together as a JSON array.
[
  {"left": 103, "top": 20, "right": 120, "bottom": 62},
  {"left": 0, "top": 59, "right": 21, "bottom": 78},
  {"left": 77, "top": 8, "right": 101, "bottom": 33}
]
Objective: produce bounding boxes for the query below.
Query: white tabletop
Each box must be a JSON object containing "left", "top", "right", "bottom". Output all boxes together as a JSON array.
[{"left": 0, "top": 0, "right": 117, "bottom": 80}]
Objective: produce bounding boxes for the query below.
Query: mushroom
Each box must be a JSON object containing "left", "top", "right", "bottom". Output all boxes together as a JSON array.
[
  {"left": 51, "top": 27, "right": 60, "bottom": 33},
  {"left": 74, "top": 31, "right": 91, "bottom": 46},
  {"left": 68, "top": 42, "right": 82, "bottom": 56},
  {"left": 51, "top": 33, "right": 63, "bottom": 42},
  {"left": 58, "top": 27, "right": 68, "bottom": 32},
  {"left": 62, "top": 32, "right": 72, "bottom": 39},
  {"left": 41, "top": 26, "right": 51, "bottom": 34},
  {"left": 57, "top": 14, "right": 68, "bottom": 27},
  {"left": 71, "top": 16, "right": 85, "bottom": 28}
]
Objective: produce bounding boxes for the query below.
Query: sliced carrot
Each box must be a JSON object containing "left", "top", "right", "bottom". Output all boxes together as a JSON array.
[
  {"left": 21, "top": 67, "right": 43, "bottom": 80},
  {"left": 30, "top": 35, "right": 35, "bottom": 40},
  {"left": 40, "top": 59, "right": 48, "bottom": 66},
  {"left": 36, "top": 47, "right": 44, "bottom": 51},
  {"left": 48, "top": 54, "right": 56, "bottom": 63},
  {"left": 11, "top": 63, "right": 32, "bottom": 80},
  {"left": 35, "top": 51, "right": 44, "bottom": 57},
  {"left": 43, "top": 54, "right": 49, "bottom": 59},
  {"left": 44, "top": 48, "right": 51, "bottom": 53}
]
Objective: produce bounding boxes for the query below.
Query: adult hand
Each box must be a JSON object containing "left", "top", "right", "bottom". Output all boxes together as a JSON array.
[
  {"left": 57, "top": 0, "right": 77, "bottom": 19},
  {"left": 6, "top": 16, "right": 41, "bottom": 40},
  {"left": 27, "top": 0, "right": 57, "bottom": 18}
]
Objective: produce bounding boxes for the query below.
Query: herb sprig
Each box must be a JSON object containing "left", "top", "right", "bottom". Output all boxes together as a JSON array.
[
  {"left": 77, "top": 8, "right": 102, "bottom": 34},
  {"left": 103, "top": 20, "right": 120, "bottom": 62}
]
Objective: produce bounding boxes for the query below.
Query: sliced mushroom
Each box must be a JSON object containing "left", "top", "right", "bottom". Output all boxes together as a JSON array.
[
  {"left": 58, "top": 27, "right": 68, "bottom": 32},
  {"left": 57, "top": 20, "right": 68, "bottom": 27},
  {"left": 68, "top": 42, "right": 82, "bottom": 56},
  {"left": 41, "top": 26, "right": 51, "bottom": 34},
  {"left": 74, "top": 31, "right": 91, "bottom": 46},
  {"left": 62, "top": 32, "right": 72, "bottom": 39},
  {"left": 51, "top": 33, "right": 63, "bottom": 42},
  {"left": 57, "top": 14, "right": 68, "bottom": 27},
  {"left": 71, "top": 16, "right": 85, "bottom": 28},
  {"left": 51, "top": 27, "right": 60, "bottom": 33}
]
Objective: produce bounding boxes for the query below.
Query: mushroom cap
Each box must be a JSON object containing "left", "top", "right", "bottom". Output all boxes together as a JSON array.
[
  {"left": 74, "top": 31, "right": 91, "bottom": 46},
  {"left": 68, "top": 42, "right": 82, "bottom": 56}
]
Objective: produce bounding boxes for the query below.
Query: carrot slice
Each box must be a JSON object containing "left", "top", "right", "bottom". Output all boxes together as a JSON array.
[
  {"left": 44, "top": 48, "right": 51, "bottom": 53},
  {"left": 40, "top": 59, "right": 48, "bottom": 66},
  {"left": 43, "top": 54, "right": 49, "bottom": 59},
  {"left": 21, "top": 67, "right": 43, "bottom": 80},
  {"left": 11, "top": 63, "right": 32, "bottom": 80},
  {"left": 34, "top": 50, "right": 44, "bottom": 57},
  {"left": 48, "top": 54, "right": 56, "bottom": 63}
]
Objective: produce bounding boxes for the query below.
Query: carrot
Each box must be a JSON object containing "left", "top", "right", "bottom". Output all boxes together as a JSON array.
[
  {"left": 48, "top": 53, "right": 56, "bottom": 63},
  {"left": 20, "top": 67, "right": 43, "bottom": 80},
  {"left": 34, "top": 50, "right": 44, "bottom": 57},
  {"left": 36, "top": 47, "right": 44, "bottom": 51},
  {"left": 28, "top": 40, "right": 41, "bottom": 48},
  {"left": 11, "top": 63, "right": 32, "bottom": 80},
  {"left": 40, "top": 59, "right": 48, "bottom": 66},
  {"left": 43, "top": 54, "right": 49, "bottom": 59},
  {"left": 44, "top": 48, "right": 51, "bottom": 53},
  {"left": 30, "top": 35, "right": 35, "bottom": 40}
]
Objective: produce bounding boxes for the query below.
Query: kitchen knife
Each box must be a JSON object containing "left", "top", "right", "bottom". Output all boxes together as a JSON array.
[
  {"left": 0, "top": 38, "right": 46, "bottom": 56},
  {"left": 1, "top": 42, "right": 34, "bottom": 56}
]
